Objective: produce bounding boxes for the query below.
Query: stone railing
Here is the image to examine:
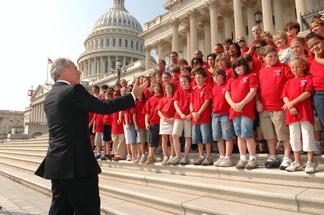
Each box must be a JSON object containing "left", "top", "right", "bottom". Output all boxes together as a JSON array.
[{"left": 300, "top": 7, "right": 324, "bottom": 31}]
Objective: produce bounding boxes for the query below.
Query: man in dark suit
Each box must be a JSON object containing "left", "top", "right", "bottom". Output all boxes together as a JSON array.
[{"left": 35, "top": 58, "right": 147, "bottom": 215}]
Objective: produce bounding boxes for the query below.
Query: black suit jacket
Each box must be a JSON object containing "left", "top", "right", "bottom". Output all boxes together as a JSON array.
[{"left": 35, "top": 82, "right": 135, "bottom": 179}]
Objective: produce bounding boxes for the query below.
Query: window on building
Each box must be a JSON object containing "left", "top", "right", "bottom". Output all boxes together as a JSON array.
[
  {"left": 125, "top": 39, "right": 128, "bottom": 48},
  {"left": 140, "top": 44, "right": 143, "bottom": 52},
  {"left": 131, "top": 40, "right": 133, "bottom": 49},
  {"left": 119, "top": 38, "right": 122, "bottom": 47},
  {"left": 113, "top": 38, "right": 116, "bottom": 47},
  {"left": 106, "top": 38, "right": 110, "bottom": 47},
  {"left": 136, "top": 42, "right": 138, "bottom": 50},
  {"left": 100, "top": 39, "right": 104, "bottom": 47}
]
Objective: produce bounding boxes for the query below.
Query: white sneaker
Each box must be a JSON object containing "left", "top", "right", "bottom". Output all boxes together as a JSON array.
[
  {"left": 305, "top": 161, "right": 316, "bottom": 174},
  {"left": 126, "top": 154, "right": 132, "bottom": 161},
  {"left": 167, "top": 156, "right": 175, "bottom": 164},
  {"left": 214, "top": 157, "right": 225, "bottom": 166},
  {"left": 286, "top": 161, "right": 303, "bottom": 172},
  {"left": 161, "top": 156, "right": 169, "bottom": 165},
  {"left": 139, "top": 154, "right": 146, "bottom": 164},
  {"left": 279, "top": 157, "right": 292, "bottom": 170}
]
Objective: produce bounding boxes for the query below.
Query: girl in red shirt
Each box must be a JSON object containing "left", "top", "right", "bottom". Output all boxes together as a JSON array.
[
  {"left": 225, "top": 57, "right": 258, "bottom": 170},
  {"left": 282, "top": 57, "right": 316, "bottom": 173},
  {"left": 158, "top": 83, "right": 176, "bottom": 165},
  {"left": 172, "top": 75, "right": 193, "bottom": 165},
  {"left": 143, "top": 83, "right": 163, "bottom": 165}
]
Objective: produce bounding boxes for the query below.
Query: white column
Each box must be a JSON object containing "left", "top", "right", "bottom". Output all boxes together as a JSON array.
[
  {"left": 203, "top": 22, "right": 211, "bottom": 55},
  {"left": 208, "top": 0, "right": 219, "bottom": 49},
  {"left": 246, "top": 7, "right": 255, "bottom": 42},
  {"left": 157, "top": 41, "right": 163, "bottom": 60},
  {"left": 188, "top": 9, "right": 198, "bottom": 58},
  {"left": 100, "top": 57, "right": 104, "bottom": 75},
  {"left": 108, "top": 56, "right": 111, "bottom": 73},
  {"left": 295, "top": 0, "right": 307, "bottom": 25},
  {"left": 123, "top": 56, "right": 126, "bottom": 67},
  {"left": 224, "top": 14, "right": 232, "bottom": 39},
  {"left": 261, "top": 0, "right": 274, "bottom": 32},
  {"left": 87, "top": 59, "right": 91, "bottom": 77},
  {"left": 306, "top": 0, "right": 314, "bottom": 12},
  {"left": 186, "top": 28, "right": 191, "bottom": 61},
  {"left": 170, "top": 19, "right": 179, "bottom": 52},
  {"left": 145, "top": 46, "right": 151, "bottom": 70},
  {"left": 273, "top": 0, "right": 283, "bottom": 32},
  {"left": 233, "top": 0, "right": 244, "bottom": 39},
  {"left": 91, "top": 59, "right": 95, "bottom": 76}
]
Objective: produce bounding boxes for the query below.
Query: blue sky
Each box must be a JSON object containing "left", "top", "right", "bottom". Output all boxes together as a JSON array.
[{"left": 0, "top": 0, "right": 166, "bottom": 111}]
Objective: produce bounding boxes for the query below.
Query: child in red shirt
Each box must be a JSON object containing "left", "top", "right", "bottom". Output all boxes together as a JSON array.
[
  {"left": 225, "top": 57, "right": 258, "bottom": 170},
  {"left": 282, "top": 57, "right": 316, "bottom": 173},
  {"left": 111, "top": 90, "right": 126, "bottom": 161},
  {"left": 158, "top": 83, "right": 176, "bottom": 165},
  {"left": 133, "top": 94, "right": 146, "bottom": 164},
  {"left": 143, "top": 83, "right": 163, "bottom": 165},
  {"left": 102, "top": 91, "right": 113, "bottom": 160},
  {"left": 257, "top": 45, "right": 294, "bottom": 169},
  {"left": 171, "top": 75, "right": 192, "bottom": 165},
  {"left": 190, "top": 68, "right": 213, "bottom": 166},
  {"left": 212, "top": 68, "right": 235, "bottom": 167}
]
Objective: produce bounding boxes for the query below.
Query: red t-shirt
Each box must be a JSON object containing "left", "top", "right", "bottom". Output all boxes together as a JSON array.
[
  {"left": 143, "top": 95, "right": 162, "bottom": 124},
  {"left": 282, "top": 75, "right": 314, "bottom": 125},
  {"left": 157, "top": 97, "right": 176, "bottom": 118},
  {"left": 173, "top": 87, "right": 192, "bottom": 119},
  {"left": 93, "top": 113, "right": 104, "bottom": 133},
  {"left": 123, "top": 109, "right": 133, "bottom": 125},
  {"left": 133, "top": 101, "right": 145, "bottom": 129},
  {"left": 226, "top": 73, "right": 258, "bottom": 120},
  {"left": 102, "top": 114, "right": 112, "bottom": 125},
  {"left": 225, "top": 68, "right": 233, "bottom": 81},
  {"left": 144, "top": 88, "right": 153, "bottom": 100},
  {"left": 190, "top": 84, "right": 212, "bottom": 124},
  {"left": 212, "top": 82, "right": 230, "bottom": 114},
  {"left": 170, "top": 78, "right": 179, "bottom": 90},
  {"left": 309, "top": 59, "right": 324, "bottom": 91},
  {"left": 257, "top": 63, "right": 293, "bottom": 111},
  {"left": 111, "top": 112, "right": 124, "bottom": 134}
]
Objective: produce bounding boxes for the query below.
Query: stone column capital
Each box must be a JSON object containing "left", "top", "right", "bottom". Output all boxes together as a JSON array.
[
  {"left": 187, "top": 9, "right": 199, "bottom": 18},
  {"left": 206, "top": 0, "right": 219, "bottom": 8},
  {"left": 168, "top": 18, "right": 179, "bottom": 27}
]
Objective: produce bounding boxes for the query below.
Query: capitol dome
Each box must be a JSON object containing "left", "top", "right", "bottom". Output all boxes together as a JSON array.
[
  {"left": 92, "top": 1, "right": 143, "bottom": 33},
  {"left": 77, "top": 0, "right": 145, "bottom": 83}
]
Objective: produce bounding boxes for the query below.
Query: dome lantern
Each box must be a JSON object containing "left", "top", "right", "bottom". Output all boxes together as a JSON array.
[{"left": 112, "top": 0, "right": 126, "bottom": 10}]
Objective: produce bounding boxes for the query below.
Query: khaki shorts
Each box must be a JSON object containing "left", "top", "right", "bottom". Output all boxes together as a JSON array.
[
  {"left": 259, "top": 111, "right": 289, "bottom": 141},
  {"left": 314, "top": 116, "right": 322, "bottom": 131},
  {"left": 94, "top": 132, "right": 103, "bottom": 147},
  {"left": 172, "top": 119, "right": 192, "bottom": 137},
  {"left": 136, "top": 128, "right": 146, "bottom": 143},
  {"left": 112, "top": 134, "right": 126, "bottom": 157}
]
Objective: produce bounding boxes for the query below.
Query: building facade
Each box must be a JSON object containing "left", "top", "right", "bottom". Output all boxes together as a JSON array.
[
  {"left": 141, "top": 0, "right": 324, "bottom": 69},
  {"left": 77, "top": 0, "right": 145, "bottom": 83},
  {"left": 0, "top": 110, "right": 24, "bottom": 141}
]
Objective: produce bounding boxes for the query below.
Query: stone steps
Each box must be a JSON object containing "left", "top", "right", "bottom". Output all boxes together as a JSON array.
[
  {"left": 0, "top": 162, "right": 311, "bottom": 215},
  {"left": 0, "top": 140, "right": 323, "bottom": 214},
  {"left": 0, "top": 154, "right": 322, "bottom": 214},
  {"left": 0, "top": 163, "right": 175, "bottom": 215}
]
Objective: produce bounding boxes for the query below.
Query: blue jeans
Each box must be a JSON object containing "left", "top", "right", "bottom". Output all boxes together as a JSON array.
[
  {"left": 211, "top": 113, "right": 235, "bottom": 141},
  {"left": 233, "top": 116, "right": 254, "bottom": 139},
  {"left": 192, "top": 123, "right": 212, "bottom": 145},
  {"left": 314, "top": 92, "right": 324, "bottom": 128}
]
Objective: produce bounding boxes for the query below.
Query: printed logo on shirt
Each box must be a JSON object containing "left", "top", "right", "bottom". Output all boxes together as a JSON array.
[
  {"left": 274, "top": 70, "right": 282, "bottom": 76},
  {"left": 200, "top": 91, "right": 205, "bottom": 97},
  {"left": 299, "top": 80, "right": 307, "bottom": 87},
  {"left": 241, "top": 77, "right": 249, "bottom": 83}
]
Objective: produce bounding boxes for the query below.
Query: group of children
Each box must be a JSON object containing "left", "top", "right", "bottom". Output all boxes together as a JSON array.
[{"left": 89, "top": 17, "right": 324, "bottom": 174}]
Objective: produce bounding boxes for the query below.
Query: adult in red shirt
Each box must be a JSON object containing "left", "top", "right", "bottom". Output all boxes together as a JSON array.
[{"left": 307, "top": 33, "right": 324, "bottom": 129}]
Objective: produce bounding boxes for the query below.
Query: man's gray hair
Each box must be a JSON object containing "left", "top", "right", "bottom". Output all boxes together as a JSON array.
[{"left": 50, "top": 58, "right": 73, "bottom": 81}]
